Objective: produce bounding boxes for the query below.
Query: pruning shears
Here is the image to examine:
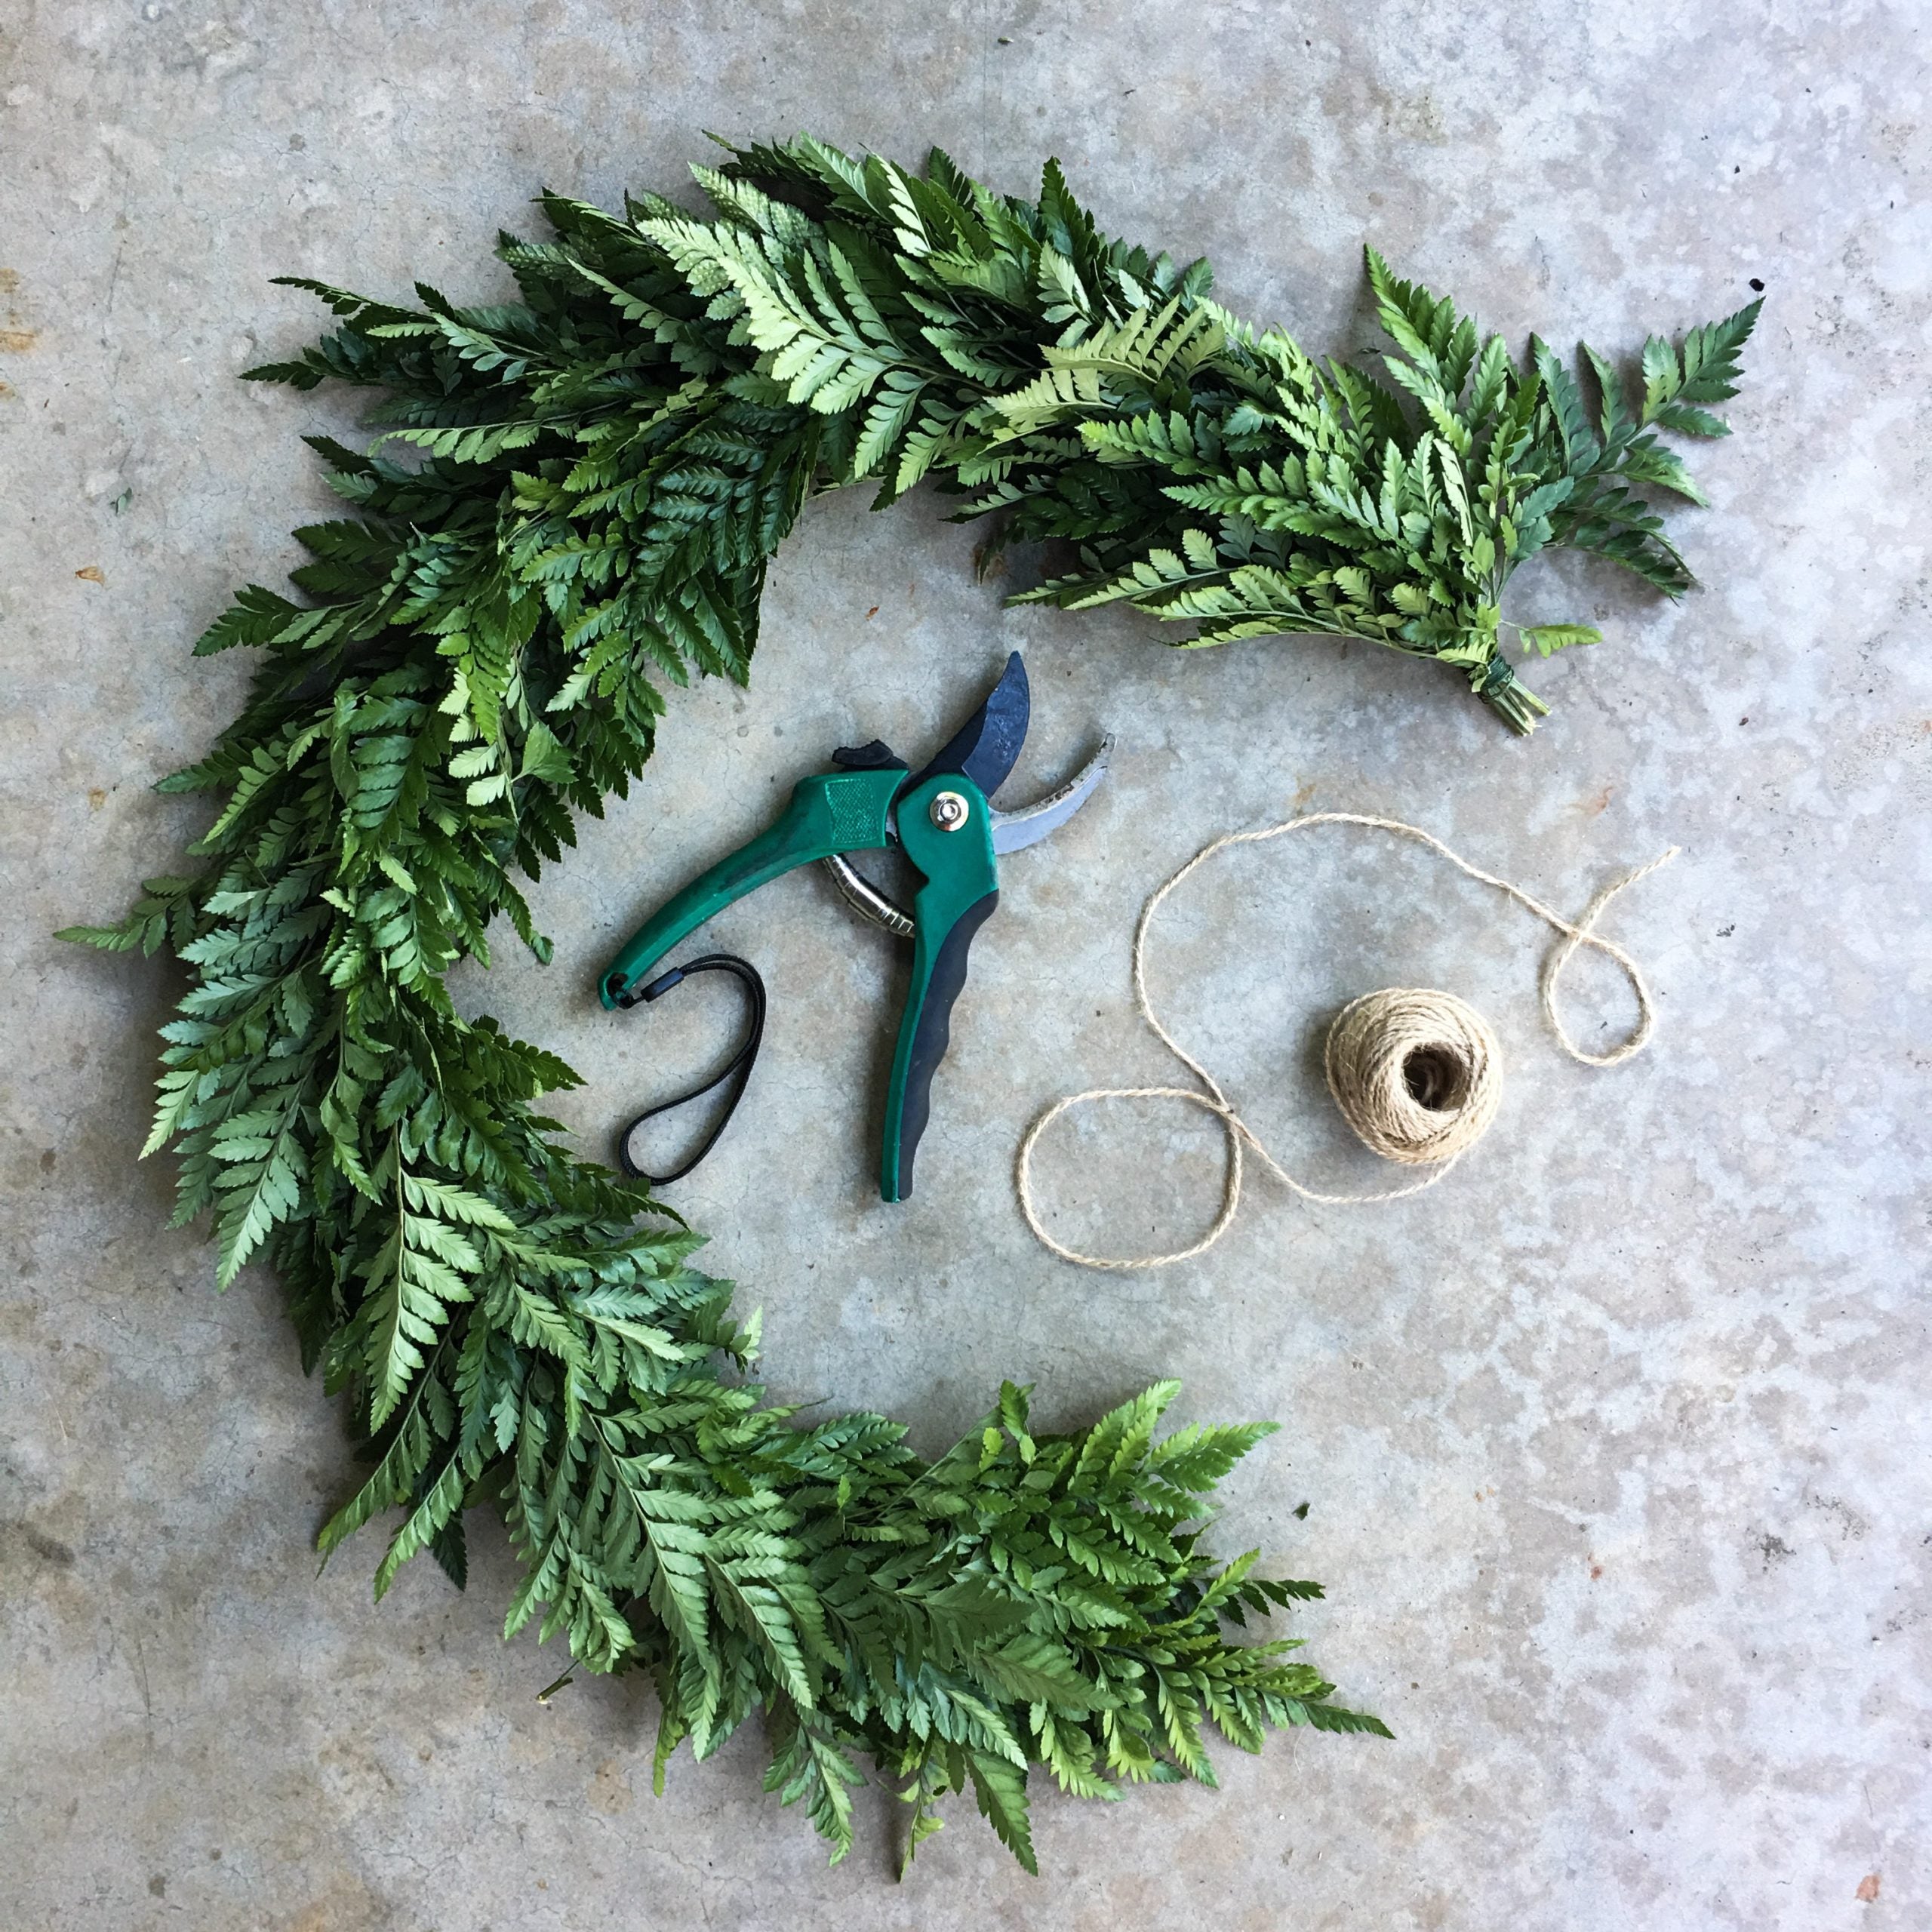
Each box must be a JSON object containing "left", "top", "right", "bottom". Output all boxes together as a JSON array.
[{"left": 599, "top": 654, "right": 1109, "bottom": 1201}]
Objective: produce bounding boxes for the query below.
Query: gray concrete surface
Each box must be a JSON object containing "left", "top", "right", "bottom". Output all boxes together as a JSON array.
[{"left": 3, "top": 2, "right": 1929, "bottom": 1927}]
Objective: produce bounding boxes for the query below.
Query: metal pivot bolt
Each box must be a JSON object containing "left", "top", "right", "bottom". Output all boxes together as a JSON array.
[{"left": 928, "top": 789, "right": 970, "bottom": 832}]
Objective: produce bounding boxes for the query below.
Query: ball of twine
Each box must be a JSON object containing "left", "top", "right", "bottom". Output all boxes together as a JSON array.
[{"left": 1322, "top": 988, "right": 1503, "bottom": 1166}]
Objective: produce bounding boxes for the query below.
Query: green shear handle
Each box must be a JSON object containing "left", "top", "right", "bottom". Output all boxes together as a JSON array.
[
  {"left": 600, "top": 766, "right": 903, "bottom": 1008},
  {"left": 878, "top": 771, "right": 998, "bottom": 1201}
]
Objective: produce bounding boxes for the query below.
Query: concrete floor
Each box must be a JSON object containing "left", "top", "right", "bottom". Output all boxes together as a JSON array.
[{"left": 3, "top": 2, "right": 1928, "bottom": 1927}]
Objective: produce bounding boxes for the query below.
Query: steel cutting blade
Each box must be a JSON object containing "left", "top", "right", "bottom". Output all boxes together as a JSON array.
[
  {"left": 989, "top": 735, "right": 1113, "bottom": 853},
  {"left": 908, "top": 651, "right": 1030, "bottom": 799}
]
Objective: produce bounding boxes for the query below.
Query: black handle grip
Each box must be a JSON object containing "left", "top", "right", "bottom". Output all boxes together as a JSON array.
[{"left": 888, "top": 890, "right": 998, "bottom": 1201}]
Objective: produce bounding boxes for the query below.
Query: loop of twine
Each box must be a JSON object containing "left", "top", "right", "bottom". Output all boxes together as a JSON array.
[{"left": 1015, "top": 813, "right": 1678, "bottom": 1271}]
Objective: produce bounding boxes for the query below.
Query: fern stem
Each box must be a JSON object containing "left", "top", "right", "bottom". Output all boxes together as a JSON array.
[{"left": 1476, "top": 659, "right": 1550, "bottom": 735}]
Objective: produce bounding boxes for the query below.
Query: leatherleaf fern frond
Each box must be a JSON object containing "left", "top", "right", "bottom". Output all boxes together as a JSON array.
[{"left": 66, "top": 131, "right": 1756, "bottom": 1874}]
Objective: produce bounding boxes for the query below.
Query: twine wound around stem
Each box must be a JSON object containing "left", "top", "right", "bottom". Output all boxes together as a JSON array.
[{"left": 1015, "top": 813, "right": 1678, "bottom": 1271}]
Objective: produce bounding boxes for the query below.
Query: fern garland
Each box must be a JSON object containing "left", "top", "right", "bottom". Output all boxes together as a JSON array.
[{"left": 66, "top": 135, "right": 1758, "bottom": 1873}]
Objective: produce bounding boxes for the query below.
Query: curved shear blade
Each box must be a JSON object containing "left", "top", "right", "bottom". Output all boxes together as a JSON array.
[
  {"left": 989, "top": 734, "right": 1112, "bottom": 854},
  {"left": 909, "top": 651, "right": 1029, "bottom": 798}
]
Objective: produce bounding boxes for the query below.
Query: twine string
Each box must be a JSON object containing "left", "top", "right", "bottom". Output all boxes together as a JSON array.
[{"left": 1015, "top": 812, "right": 1678, "bottom": 1271}]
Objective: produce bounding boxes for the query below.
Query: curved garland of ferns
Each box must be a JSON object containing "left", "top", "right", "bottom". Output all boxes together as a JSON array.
[{"left": 67, "top": 137, "right": 1757, "bottom": 1873}]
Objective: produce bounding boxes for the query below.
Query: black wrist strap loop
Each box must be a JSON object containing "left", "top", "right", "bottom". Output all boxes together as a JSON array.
[{"left": 615, "top": 953, "right": 766, "bottom": 1186}]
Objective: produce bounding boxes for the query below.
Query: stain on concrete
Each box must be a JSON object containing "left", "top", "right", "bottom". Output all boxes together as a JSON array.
[{"left": 22, "top": 1525, "right": 76, "bottom": 1566}]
